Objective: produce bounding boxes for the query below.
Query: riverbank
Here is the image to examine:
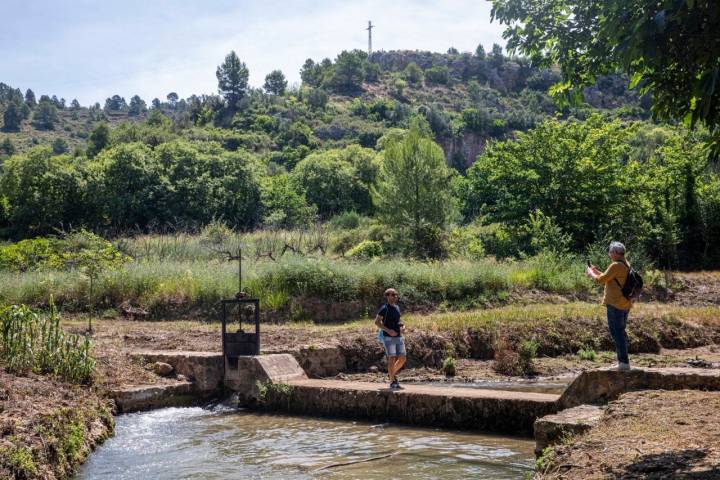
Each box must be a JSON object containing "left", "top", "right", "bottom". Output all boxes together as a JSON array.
[
  {"left": 2, "top": 300, "right": 720, "bottom": 478},
  {"left": 62, "top": 301, "right": 720, "bottom": 392},
  {"left": 535, "top": 390, "right": 720, "bottom": 479},
  {"left": 0, "top": 370, "right": 114, "bottom": 480}
]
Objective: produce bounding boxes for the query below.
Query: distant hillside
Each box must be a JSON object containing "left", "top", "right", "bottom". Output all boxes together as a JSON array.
[{"left": 0, "top": 47, "right": 648, "bottom": 168}]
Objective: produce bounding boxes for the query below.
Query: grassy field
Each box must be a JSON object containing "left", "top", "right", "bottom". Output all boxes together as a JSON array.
[{"left": 0, "top": 232, "right": 599, "bottom": 319}]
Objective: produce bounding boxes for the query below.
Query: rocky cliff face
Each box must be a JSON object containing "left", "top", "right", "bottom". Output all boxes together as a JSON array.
[{"left": 439, "top": 132, "right": 488, "bottom": 170}]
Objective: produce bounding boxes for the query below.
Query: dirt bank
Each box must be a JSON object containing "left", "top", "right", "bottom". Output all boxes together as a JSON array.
[
  {"left": 0, "top": 371, "right": 114, "bottom": 480},
  {"left": 61, "top": 302, "right": 720, "bottom": 390},
  {"left": 536, "top": 390, "right": 720, "bottom": 479}
]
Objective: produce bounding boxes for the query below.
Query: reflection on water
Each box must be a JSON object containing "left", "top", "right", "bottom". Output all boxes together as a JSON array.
[{"left": 76, "top": 406, "right": 535, "bottom": 480}]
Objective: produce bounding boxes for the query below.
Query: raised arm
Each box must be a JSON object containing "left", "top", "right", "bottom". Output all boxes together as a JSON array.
[{"left": 589, "top": 263, "right": 620, "bottom": 284}]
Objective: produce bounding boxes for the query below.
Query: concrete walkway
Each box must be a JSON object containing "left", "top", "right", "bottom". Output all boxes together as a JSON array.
[
  {"left": 287, "top": 378, "right": 561, "bottom": 403},
  {"left": 251, "top": 374, "right": 561, "bottom": 434}
]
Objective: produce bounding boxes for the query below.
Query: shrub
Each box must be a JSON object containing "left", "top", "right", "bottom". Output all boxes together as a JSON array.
[
  {"left": 345, "top": 240, "right": 383, "bottom": 259},
  {"left": 492, "top": 337, "right": 536, "bottom": 376},
  {"left": 519, "top": 339, "right": 539, "bottom": 364},
  {"left": 328, "top": 211, "right": 361, "bottom": 230},
  {"left": 0, "top": 231, "right": 126, "bottom": 272},
  {"left": 442, "top": 356, "right": 456, "bottom": 376},
  {"left": 425, "top": 66, "right": 450, "bottom": 85},
  {"left": 577, "top": 346, "right": 598, "bottom": 361},
  {"left": 200, "top": 220, "right": 234, "bottom": 247}
]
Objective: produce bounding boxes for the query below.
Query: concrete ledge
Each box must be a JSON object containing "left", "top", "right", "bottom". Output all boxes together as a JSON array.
[
  {"left": 534, "top": 404, "right": 603, "bottom": 455},
  {"left": 292, "top": 346, "right": 347, "bottom": 378},
  {"left": 224, "top": 353, "right": 308, "bottom": 403},
  {"left": 110, "top": 381, "right": 199, "bottom": 413},
  {"left": 559, "top": 367, "right": 720, "bottom": 408},
  {"left": 130, "top": 350, "right": 224, "bottom": 392},
  {"left": 258, "top": 379, "right": 560, "bottom": 435}
]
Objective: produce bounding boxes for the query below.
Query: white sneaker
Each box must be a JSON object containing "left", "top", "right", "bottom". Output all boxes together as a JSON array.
[{"left": 617, "top": 362, "right": 631, "bottom": 371}]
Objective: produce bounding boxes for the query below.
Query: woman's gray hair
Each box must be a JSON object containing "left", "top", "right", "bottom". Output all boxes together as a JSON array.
[{"left": 608, "top": 241, "right": 626, "bottom": 255}]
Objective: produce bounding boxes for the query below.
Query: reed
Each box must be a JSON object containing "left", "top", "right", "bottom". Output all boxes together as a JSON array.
[{"left": 0, "top": 299, "right": 95, "bottom": 384}]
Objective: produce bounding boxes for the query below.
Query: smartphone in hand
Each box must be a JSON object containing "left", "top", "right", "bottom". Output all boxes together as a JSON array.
[{"left": 586, "top": 259, "right": 592, "bottom": 268}]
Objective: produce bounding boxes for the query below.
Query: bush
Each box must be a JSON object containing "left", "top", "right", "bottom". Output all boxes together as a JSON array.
[
  {"left": 0, "top": 231, "right": 126, "bottom": 272},
  {"left": 0, "top": 302, "right": 95, "bottom": 384},
  {"left": 200, "top": 220, "right": 234, "bottom": 247},
  {"left": 345, "top": 240, "right": 383, "bottom": 259},
  {"left": 442, "top": 356, "right": 456, "bottom": 376},
  {"left": 492, "top": 337, "right": 536, "bottom": 376},
  {"left": 519, "top": 339, "right": 539, "bottom": 364},
  {"left": 425, "top": 66, "right": 450, "bottom": 85},
  {"left": 329, "top": 211, "right": 361, "bottom": 230},
  {"left": 577, "top": 346, "right": 598, "bottom": 361}
]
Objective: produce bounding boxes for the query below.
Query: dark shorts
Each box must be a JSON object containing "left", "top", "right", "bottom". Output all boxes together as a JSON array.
[{"left": 383, "top": 336, "right": 406, "bottom": 356}]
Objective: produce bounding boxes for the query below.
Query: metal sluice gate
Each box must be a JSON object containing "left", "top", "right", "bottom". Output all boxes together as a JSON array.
[{"left": 221, "top": 296, "right": 260, "bottom": 368}]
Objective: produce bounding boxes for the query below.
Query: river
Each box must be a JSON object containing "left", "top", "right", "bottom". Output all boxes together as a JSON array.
[{"left": 76, "top": 406, "right": 536, "bottom": 479}]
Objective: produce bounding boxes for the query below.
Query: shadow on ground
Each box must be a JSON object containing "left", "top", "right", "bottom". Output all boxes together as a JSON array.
[{"left": 622, "top": 449, "right": 720, "bottom": 479}]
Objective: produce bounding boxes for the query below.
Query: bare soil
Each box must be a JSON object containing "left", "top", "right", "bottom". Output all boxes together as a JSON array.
[
  {"left": 671, "top": 272, "right": 720, "bottom": 306},
  {"left": 61, "top": 316, "right": 720, "bottom": 390},
  {"left": 537, "top": 390, "right": 720, "bottom": 479}
]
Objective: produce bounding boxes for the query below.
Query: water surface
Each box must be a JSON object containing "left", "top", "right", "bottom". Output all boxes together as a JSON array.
[{"left": 76, "top": 407, "right": 535, "bottom": 479}]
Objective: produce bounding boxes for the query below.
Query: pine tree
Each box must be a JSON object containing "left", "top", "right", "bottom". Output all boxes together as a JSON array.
[
  {"left": 2, "top": 101, "right": 24, "bottom": 131},
  {"left": 128, "top": 95, "right": 147, "bottom": 116},
  {"left": 216, "top": 51, "right": 249, "bottom": 107},
  {"left": 24, "top": 89, "right": 36, "bottom": 107},
  {"left": 86, "top": 123, "right": 109, "bottom": 158},
  {"left": 263, "top": 70, "right": 288, "bottom": 95},
  {"left": 374, "top": 117, "right": 456, "bottom": 257},
  {"left": 33, "top": 101, "right": 59, "bottom": 130},
  {"left": 0, "top": 137, "right": 15, "bottom": 156}
]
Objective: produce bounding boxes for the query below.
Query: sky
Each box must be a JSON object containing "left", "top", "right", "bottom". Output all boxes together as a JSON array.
[{"left": 0, "top": 0, "right": 506, "bottom": 106}]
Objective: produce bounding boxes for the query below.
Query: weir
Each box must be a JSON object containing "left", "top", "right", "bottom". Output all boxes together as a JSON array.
[{"left": 111, "top": 349, "right": 720, "bottom": 455}]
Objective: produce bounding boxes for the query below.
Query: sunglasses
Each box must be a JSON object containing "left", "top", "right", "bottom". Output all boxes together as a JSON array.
[{"left": 387, "top": 293, "right": 398, "bottom": 297}]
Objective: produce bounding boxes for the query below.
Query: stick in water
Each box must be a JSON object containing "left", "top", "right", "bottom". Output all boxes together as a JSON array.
[{"left": 312, "top": 451, "right": 399, "bottom": 472}]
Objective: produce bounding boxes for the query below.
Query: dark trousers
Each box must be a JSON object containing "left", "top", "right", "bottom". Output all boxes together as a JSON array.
[{"left": 607, "top": 305, "right": 630, "bottom": 364}]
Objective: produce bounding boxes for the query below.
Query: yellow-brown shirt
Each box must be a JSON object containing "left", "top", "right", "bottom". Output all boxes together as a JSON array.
[{"left": 595, "top": 261, "right": 632, "bottom": 310}]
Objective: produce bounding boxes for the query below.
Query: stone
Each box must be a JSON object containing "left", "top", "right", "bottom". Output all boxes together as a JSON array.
[
  {"left": 151, "top": 362, "right": 173, "bottom": 376},
  {"left": 110, "top": 381, "right": 195, "bottom": 413},
  {"left": 224, "top": 353, "right": 308, "bottom": 404},
  {"left": 176, "top": 374, "right": 188, "bottom": 382},
  {"left": 131, "top": 351, "right": 224, "bottom": 392},
  {"left": 369, "top": 366, "right": 379, "bottom": 373},
  {"left": 559, "top": 367, "right": 720, "bottom": 409},
  {"left": 293, "top": 346, "right": 347, "bottom": 378},
  {"left": 534, "top": 404, "right": 603, "bottom": 455}
]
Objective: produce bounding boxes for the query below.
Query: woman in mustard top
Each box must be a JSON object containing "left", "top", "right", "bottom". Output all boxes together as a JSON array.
[{"left": 586, "top": 241, "right": 632, "bottom": 371}]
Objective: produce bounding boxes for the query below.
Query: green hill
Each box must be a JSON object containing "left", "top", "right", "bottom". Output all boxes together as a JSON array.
[
  {"left": 3, "top": 47, "right": 716, "bottom": 269},
  {"left": 1, "top": 48, "right": 647, "bottom": 167}
]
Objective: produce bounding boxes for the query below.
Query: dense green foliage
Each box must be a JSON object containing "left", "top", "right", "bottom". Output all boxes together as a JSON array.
[
  {"left": 375, "top": 119, "right": 456, "bottom": 257},
  {"left": 0, "top": 41, "right": 717, "bottom": 267},
  {"left": 461, "top": 116, "right": 720, "bottom": 268},
  {"left": 0, "top": 230, "right": 125, "bottom": 272},
  {"left": 0, "top": 302, "right": 95, "bottom": 383},
  {"left": 491, "top": 0, "right": 720, "bottom": 153}
]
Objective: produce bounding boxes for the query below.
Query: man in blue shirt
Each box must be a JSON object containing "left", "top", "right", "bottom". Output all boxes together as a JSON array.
[{"left": 374, "top": 288, "right": 406, "bottom": 389}]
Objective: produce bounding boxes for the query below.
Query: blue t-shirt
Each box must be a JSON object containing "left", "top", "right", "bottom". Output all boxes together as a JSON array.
[{"left": 378, "top": 304, "right": 401, "bottom": 337}]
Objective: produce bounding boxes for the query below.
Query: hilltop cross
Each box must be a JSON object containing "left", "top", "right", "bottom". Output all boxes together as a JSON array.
[{"left": 366, "top": 20, "right": 374, "bottom": 55}]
